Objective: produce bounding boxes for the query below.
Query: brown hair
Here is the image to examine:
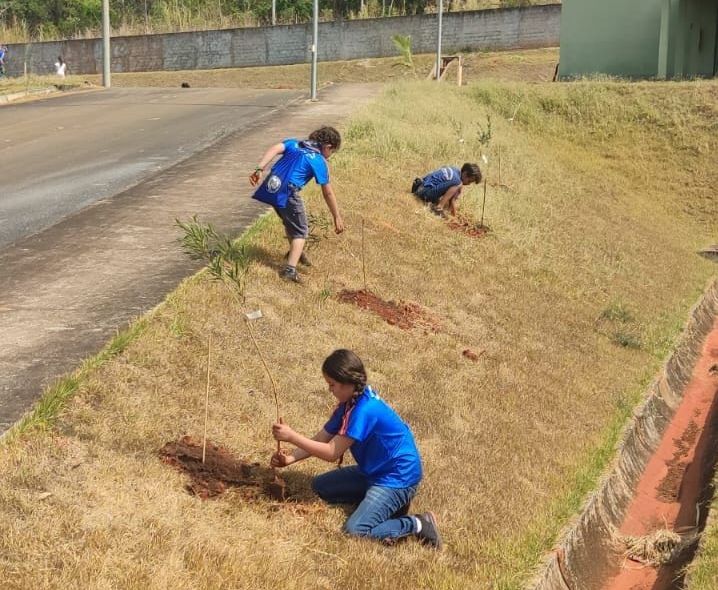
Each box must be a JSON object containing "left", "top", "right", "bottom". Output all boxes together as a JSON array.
[
  {"left": 322, "top": 349, "right": 367, "bottom": 392},
  {"left": 461, "top": 162, "right": 482, "bottom": 184},
  {"left": 309, "top": 126, "right": 342, "bottom": 151}
]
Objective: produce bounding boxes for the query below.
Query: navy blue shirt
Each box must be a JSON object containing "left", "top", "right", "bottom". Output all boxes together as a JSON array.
[
  {"left": 324, "top": 385, "right": 423, "bottom": 488},
  {"left": 422, "top": 166, "right": 462, "bottom": 195}
]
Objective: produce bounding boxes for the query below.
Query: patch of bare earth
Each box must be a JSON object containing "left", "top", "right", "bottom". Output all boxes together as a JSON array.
[
  {"left": 337, "top": 289, "right": 441, "bottom": 332},
  {"left": 447, "top": 216, "right": 490, "bottom": 238},
  {"left": 159, "top": 435, "right": 286, "bottom": 501}
]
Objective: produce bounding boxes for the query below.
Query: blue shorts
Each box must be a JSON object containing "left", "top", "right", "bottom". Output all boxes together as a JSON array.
[
  {"left": 414, "top": 183, "right": 444, "bottom": 204},
  {"left": 273, "top": 190, "right": 309, "bottom": 239}
]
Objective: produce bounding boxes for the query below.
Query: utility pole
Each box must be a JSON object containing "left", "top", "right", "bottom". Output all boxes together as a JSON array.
[
  {"left": 102, "top": 0, "right": 111, "bottom": 88},
  {"left": 272, "top": 0, "right": 276, "bottom": 25},
  {"left": 310, "top": 0, "right": 318, "bottom": 100},
  {"left": 436, "top": 0, "right": 443, "bottom": 82}
]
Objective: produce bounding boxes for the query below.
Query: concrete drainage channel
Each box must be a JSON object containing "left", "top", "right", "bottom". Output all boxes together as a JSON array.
[{"left": 532, "top": 278, "right": 718, "bottom": 590}]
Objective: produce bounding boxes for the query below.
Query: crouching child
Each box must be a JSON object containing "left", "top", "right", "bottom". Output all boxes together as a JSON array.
[
  {"left": 411, "top": 162, "right": 482, "bottom": 217},
  {"left": 270, "top": 349, "right": 442, "bottom": 549}
]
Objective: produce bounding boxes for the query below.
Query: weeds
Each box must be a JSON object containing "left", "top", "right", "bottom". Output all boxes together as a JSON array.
[{"left": 176, "top": 216, "right": 250, "bottom": 301}]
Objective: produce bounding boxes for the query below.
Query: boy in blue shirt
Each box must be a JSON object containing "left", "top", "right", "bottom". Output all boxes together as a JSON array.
[
  {"left": 411, "top": 162, "right": 482, "bottom": 217},
  {"left": 271, "top": 349, "right": 442, "bottom": 549},
  {"left": 249, "top": 126, "right": 345, "bottom": 283}
]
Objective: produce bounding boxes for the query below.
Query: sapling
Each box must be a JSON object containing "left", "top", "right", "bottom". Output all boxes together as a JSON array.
[
  {"left": 176, "top": 216, "right": 255, "bottom": 452},
  {"left": 361, "top": 217, "right": 368, "bottom": 292},
  {"left": 480, "top": 178, "right": 488, "bottom": 228},
  {"left": 202, "top": 334, "right": 212, "bottom": 463}
]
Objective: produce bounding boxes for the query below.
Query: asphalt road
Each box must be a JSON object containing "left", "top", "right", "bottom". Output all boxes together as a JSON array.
[
  {"left": 0, "top": 87, "right": 301, "bottom": 248},
  {"left": 0, "top": 83, "right": 380, "bottom": 435}
]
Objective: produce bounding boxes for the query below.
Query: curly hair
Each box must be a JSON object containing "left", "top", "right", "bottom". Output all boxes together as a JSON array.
[
  {"left": 322, "top": 349, "right": 367, "bottom": 392},
  {"left": 309, "top": 126, "right": 342, "bottom": 151}
]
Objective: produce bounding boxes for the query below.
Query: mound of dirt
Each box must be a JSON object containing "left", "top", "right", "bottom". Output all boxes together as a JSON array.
[
  {"left": 447, "top": 216, "right": 490, "bottom": 238},
  {"left": 159, "top": 436, "right": 286, "bottom": 501},
  {"left": 337, "top": 289, "right": 441, "bottom": 331}
]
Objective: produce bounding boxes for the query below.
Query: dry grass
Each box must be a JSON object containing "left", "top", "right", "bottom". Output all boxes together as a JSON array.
[
  {"left": 79, "top": 48, "right": 559, "bottom": 90},
  {"left": 0, "top": 75, "right": 716, "bottom": 590}
]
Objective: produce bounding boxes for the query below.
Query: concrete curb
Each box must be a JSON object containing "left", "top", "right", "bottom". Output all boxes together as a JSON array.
[
  {"left": 0, "top": 84, "right": 96, "bottom": 105},
  {"left": 0, "top": 87, "right": 56, "bottom": 104},
  {"left": 530, "top": 278, "right": 718, "bottom": 589}
]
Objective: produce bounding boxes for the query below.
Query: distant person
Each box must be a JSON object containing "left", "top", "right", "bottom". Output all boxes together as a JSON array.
[
  {"left": 54, "top": 56, "right": 66, "bottom": 78},
  {"left": 411, "top": 162, "right": 482, "bottom": 217},
  {"left": 270, "top": 349, "right": 442, "bottom": 549},
  {"left": 249, "top": 126, "right": 345, "bottom": 284},
  {"left": 0, "top": 44, "right": 8, "bottom": 78}
]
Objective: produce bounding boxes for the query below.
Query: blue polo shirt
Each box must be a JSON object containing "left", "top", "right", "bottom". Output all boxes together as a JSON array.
[
  {"left": 324, "top": 386, "right": 423, "bottom": 488},
  {"left": 278, "top": 139, "right": 329, "bottom": 189}
]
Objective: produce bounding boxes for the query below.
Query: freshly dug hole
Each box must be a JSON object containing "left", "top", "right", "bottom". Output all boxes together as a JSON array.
[
  {"left": 447, "top": 216, "right": 490, "bottom": 238},
  {"left": 337, "top": 289, "right": 441, "bottom": 331},
  {"left": 160, "top": 435, "right": 286, "bottom": 501}
]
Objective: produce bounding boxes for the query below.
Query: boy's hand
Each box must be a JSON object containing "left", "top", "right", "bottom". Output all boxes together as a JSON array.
[
  {"left": 272, "top": 418, "right": 296, "bottom": 443},
  {"left": 249, "top": 168, "right": 263, "bottom": 187},
  {"left": 333, "top": 215, "right": 345, "bottom": 234},
  {"left": 270, "top": 451, "right": 295, "bottom": 468}
]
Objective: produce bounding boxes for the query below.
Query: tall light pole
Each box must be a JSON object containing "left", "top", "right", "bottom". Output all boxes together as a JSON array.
[
  {"left": 436, "top": 0, "right": 443, "bottom": 82},
  {"left": 102, "top": 0, "right": 111, "bottom": 88},
  {"left": 310, "top": 0, "right": 318, "bottom": 100}
]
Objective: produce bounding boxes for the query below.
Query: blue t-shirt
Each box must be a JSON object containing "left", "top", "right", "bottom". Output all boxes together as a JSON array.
[
  {"left": 324, "top": 385, "right": 423, "bottom": 488},
  {"left": 276, "top": 139, "right": 329, "bottom": 190},
  {"left": 422, "top": 166, "right": 461, "bottom": 195}
]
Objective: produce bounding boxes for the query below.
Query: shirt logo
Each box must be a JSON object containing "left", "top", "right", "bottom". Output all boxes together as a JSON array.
[{"left": 266, "top": 175, "right": 282, "bottom": 193}]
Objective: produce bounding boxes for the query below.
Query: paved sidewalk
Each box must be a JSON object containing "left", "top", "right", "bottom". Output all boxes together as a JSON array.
[{"left": 0, "top": 82, "right": 381, "bottom": 433}]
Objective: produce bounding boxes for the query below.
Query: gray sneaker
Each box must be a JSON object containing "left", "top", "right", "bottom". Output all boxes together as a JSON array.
[
  {"left": 279, "top": 266, "right": 303, "bottom": 284},
  {"left": 416, "top": 512, "right": 443, "bottom": 550},
  {"left": 284, "top": 251, "right": 312, "bottom": 267}
]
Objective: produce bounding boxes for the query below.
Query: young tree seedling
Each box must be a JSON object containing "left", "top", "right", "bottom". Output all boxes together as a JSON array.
[
  {"left": 480, "top": 178, "right": 488, "bottom": 228},
  {"left": 202, "top": 334, "right": 212, "bottom": 464},
  {"left": 244, "top": 309, "right": 282, "bottom": 453},
  {"left": 361, "top": 217, "right": 368, "bottom": 292}
]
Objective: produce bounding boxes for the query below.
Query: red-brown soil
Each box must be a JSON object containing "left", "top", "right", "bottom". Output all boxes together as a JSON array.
[
  {"left": 159, "top": 436, "right": 286, "bottom": 501},
  {"left": 337, "top": 289, "right": 441, "bottom": 332},
  {"left": 447, "top": 216, "right": 490, "bottom": 238},
  {"left": 602, "top": 318, "right": 718, "bottom": 590},
  {"left": 462, "top": 348, "right": 484, "bottom": 362}
]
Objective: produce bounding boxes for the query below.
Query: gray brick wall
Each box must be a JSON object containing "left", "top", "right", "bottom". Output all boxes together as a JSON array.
[{"left": 4, "top": 5, "right": 559, "bottom": 77}]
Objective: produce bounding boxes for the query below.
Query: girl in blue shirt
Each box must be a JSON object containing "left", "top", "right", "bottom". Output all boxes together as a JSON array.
[{"left": 271, "top": 349, "right": 442, "bottom": 549}]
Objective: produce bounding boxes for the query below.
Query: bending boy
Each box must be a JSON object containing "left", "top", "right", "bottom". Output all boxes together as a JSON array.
[
  {"left": 249, "top": 126, "right": 345, "bottom": 283},
  {"left": 411, "top": 162, "right": 482, "bottom": 217}
]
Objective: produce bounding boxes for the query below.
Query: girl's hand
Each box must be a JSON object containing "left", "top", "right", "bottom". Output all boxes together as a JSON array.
[
  {"left": 272, "top": 418, "right": 296, "bottom": 443},
  {"left": 270, "top": 451, "right": 295, "bottom": 468}
]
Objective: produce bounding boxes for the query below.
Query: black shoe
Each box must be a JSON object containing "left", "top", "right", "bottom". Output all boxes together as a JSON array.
[
  {"left": 284, "top": 251, "right": 312, "bottom": 267},
  {"left": 279, "top": 266, "right": 303, "bottom": 284},
  {"left": 411, "top": 178, "right": 423, "bottom": 194},
  {"left": 416, "top": 512, "right": 443, "bottom": 550},
  {"left": 392, "top": 502, "right": 411, "bottom": 518}
]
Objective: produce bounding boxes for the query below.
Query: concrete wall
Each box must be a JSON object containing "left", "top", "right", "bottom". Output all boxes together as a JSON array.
[{"left": 3, "top": 5, "right": 560, "bottom": 77}]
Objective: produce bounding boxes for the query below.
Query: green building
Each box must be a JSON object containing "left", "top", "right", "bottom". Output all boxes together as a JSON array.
[{"left": 559, "top": 0, "right": 718, "bottom": 79}]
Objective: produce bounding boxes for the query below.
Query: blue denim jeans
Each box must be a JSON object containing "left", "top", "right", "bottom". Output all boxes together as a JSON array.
[{"left": 312, "top": 466, "right": 419, "bottom": 540}]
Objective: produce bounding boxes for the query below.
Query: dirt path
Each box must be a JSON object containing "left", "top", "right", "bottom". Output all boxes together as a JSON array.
[{"left": 0, "top": 82, "right": 381, "bottom": 434}]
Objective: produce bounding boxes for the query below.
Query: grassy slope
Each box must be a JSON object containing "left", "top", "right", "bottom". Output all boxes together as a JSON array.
[{"left": 0, "top": 77, "right": 716, "bottom": 590}]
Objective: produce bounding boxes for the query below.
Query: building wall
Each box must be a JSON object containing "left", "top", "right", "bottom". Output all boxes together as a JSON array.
[
  {"left": 4, "top": 5, "right": 560, "bottom": 77},
  {"left": 559, "top": 0, "right": 663, "bottom": 78}
]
